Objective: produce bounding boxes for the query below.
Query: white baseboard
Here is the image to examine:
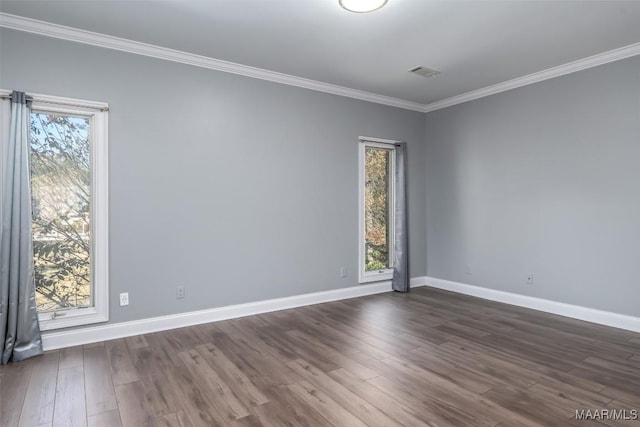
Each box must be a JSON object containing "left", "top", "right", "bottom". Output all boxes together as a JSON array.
[
  {"left": 42, "top": 278, "right": 425, "bottom": 350},
  {"left": 42, "top": 276, "right": 637, "bottom": 350},
  {"left": 424, "top": 276, "right": 640, "bottom": 333}
]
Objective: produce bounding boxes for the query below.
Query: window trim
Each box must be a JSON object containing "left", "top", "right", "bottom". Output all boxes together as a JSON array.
[
  {"left": 28, "top": 95, "right": 109, "bottom": 331},
  {"left": 358, "top": 136, "right": 399, "bottom": 284}
]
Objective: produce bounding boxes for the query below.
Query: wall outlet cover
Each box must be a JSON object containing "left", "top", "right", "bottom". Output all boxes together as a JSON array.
[{"left": 176, "top": 286, "right": 185, "bottom": 299}]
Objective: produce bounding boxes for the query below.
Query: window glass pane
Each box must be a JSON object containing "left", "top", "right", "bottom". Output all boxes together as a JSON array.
[
  {"left": 30, "top": 112, "right": 92, "bottom": 312},
  {"left": 364, "top": 147, "right": 391, "bottom": 271}
]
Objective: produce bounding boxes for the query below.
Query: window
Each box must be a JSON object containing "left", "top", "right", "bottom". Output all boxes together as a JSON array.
[
  {"left": 29, "top": 95, "right": 109, "bottom": 330},
  {"left": 358, "top": 137, "right": 397, "bottom": 283}
]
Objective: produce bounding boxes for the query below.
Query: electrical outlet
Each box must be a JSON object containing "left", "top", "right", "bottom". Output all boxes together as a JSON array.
[
  {"left": 465, "top": 264, "right": 472, "bottom": 274},
  {"left": 340, "top": 267, "right": 347, "bottom": 278},
  {"left": 526, "top": 274, "right": 534, "bottom": 284},
  {"left": 176, "top": 286, "right": 185, "bottom": 299},
  {"left": 119, "top": 292, "right": 129, "bottom": 306}
]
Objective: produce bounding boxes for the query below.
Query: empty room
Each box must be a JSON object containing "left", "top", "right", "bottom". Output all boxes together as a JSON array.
[{"left": 1, "top": 0, "right": 639, "bottom": 426}]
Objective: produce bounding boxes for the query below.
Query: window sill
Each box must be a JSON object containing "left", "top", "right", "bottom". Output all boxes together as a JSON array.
[
  {"left": 38, "top": 307, "right": 108, "bottom": 331},
  {"left": 359, "top": 270, "right": 393, "bottom": 284}
]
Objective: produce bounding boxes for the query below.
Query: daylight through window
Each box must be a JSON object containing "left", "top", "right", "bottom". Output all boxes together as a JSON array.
[
  {"left": 31, "top": 112, "right": 92, "bottom": 312},
  {"left": 359, "top": 139, "right": 395, "bottom": 283},
  {"left": 26, "top": 96, "right": 109, "bottom": 330}
]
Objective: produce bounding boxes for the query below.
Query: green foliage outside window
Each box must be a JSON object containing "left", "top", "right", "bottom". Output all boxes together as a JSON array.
[
  {"left": 30, "top": 112, "right": 91, "bottom": 312},
  {"left": 364, "top": 147, "right": 391, "bottom": 271}
]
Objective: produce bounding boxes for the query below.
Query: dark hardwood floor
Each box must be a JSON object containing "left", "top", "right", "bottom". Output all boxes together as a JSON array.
[{"left": 1, "top": 287, "right": 639, "bottom": 426}]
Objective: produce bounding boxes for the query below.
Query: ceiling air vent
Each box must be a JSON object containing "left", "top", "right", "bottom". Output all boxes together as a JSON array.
[{"left": 409, "top": 66, "right": 440, "bottom": 78}]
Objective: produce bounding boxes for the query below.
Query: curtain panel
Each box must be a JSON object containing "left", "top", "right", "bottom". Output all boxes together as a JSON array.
[
  {"left": 0, "top": 91, "right": 43, "bottom": 364},
  {"left": 391, "top": 142, "right": 409, "bottom": 292}
]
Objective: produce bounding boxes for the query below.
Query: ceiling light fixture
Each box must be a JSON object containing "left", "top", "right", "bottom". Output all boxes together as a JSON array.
[{"left": 339, "top": 0, "right": 388, "bottom": 13}]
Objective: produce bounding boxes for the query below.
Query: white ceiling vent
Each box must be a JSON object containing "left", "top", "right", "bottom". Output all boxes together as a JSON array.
[{"left": 409, "top": 66, "right": 440, "bottom": 78}]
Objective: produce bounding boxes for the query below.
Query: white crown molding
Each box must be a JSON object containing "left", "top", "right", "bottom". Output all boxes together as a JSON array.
[
  {"left": 425, "top": 276, "right": 640, "bottom": 333},
  {"left": 0, "top": 13, "right": 424, "bottom": 112},
  {"left": 422, "top": 42, "right": 640, "bottom": 113},
  {"left": 2, "top": 13, "right": 638, "bottom": 116},
  {"left": 41, "top": 277, "right": 426, "bottom": 350}
]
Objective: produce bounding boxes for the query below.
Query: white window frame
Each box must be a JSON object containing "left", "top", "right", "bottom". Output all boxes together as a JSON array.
[
  {"left": 27, "top": 93, "right": 110, "bottom": 331},
  {"left": 358, "top": 136, "right": 399, "bottom": 284}
]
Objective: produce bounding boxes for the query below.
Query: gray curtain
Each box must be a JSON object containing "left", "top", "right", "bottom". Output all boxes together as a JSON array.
[
  {"left": 0, "top": 91, "right": 43, "bottom": 364},
  {"left": 391, "top": 142, "right": 409, "bottom": 292}
]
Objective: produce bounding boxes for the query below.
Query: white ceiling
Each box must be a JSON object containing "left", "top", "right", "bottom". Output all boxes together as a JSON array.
[{"left": 1, "top": 0, "right": 640, "bottom": 106}]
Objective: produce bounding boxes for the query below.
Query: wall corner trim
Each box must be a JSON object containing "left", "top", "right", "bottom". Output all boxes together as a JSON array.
[
  {"left": 41, "top": 277, "right": 426, "bottom": 350},
  {"left": 425, "top": 276, "right": 640, "bottom": 333}
]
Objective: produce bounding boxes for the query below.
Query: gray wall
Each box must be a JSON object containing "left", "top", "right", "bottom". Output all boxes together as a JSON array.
[
  {"left": 0, "top": 28, "right": 426, "bottom": 325},
  {"left": 3, "top": 26, "right": 638, "bottom": 326},
  {"left": 424, "top": 56, "right": 640, "bottom": 317}
]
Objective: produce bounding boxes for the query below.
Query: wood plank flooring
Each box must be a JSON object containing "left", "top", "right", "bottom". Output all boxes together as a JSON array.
[{"left": 1, "top": 287, "right": 639, "bottom": 426}]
